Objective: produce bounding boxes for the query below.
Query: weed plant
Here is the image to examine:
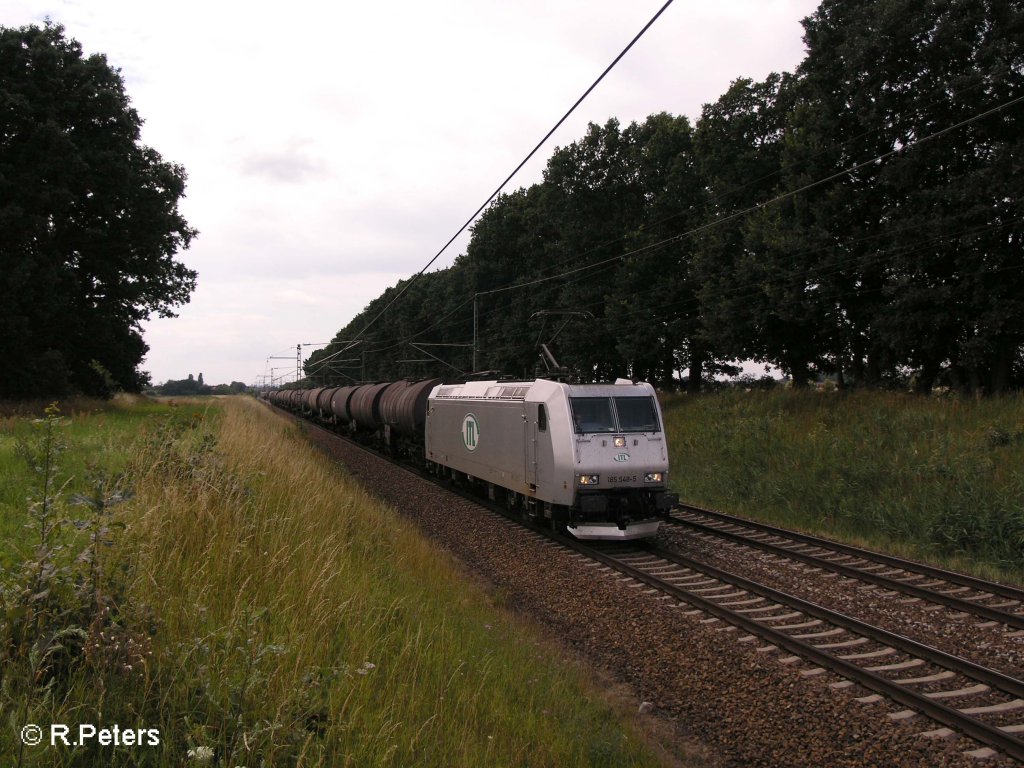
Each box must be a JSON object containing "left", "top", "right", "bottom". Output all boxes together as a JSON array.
[
  {"left": 0, "top": 395, "right": 171, "bottom": 571},
  {"left": 663, "top": 389, "right": 1024, "bottom": 583},
  {"left": 2, "top": 397, "right": 660, "bottom": 767}
]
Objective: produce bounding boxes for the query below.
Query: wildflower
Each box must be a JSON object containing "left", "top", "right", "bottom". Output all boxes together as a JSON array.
[
  {"left": 187, "top": 745, "right": 215, "bottom": 764},
  {"left": 356, "top": 661, "right": 376, "bottom": 676}
]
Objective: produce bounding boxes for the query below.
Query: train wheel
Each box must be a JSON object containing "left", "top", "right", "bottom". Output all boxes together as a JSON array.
[{"left": 550, "top": 504, "right": 569, "bottom": 535}]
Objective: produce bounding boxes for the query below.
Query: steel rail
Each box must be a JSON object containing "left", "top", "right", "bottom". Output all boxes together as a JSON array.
[
  {"left": 666, "top": 513, "right": 1024, "bottom": 630},
  {"left": 273, "top": 405, "right": 1024, "bottom": 760},
  {"left": 630, "top": 542, "right": 1024, "bottom": 700},
  {"left": 573, "top": 540, "right": 1024, "bottom": 762},
  {"left": 673, "top": 503, "right": 1024, "bottom": 604}
]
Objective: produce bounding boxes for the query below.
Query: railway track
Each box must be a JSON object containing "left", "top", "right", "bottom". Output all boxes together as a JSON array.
[
  {"left": 568, "top": 539, "right": 1024, "bottom": 762},
  {"left": 283, "top": 408, "right": 1024, "bottom": 762},
  {"left": 501, "top": 506, "right": 1024, "bottom": 760},
  {"left": 665, "top": 504, "right": 1024, "bottom": 631}
]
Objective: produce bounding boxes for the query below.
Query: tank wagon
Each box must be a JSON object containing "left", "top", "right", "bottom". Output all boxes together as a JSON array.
[{"left": 264, "top": 377, "right": 675, "bottom": 540}]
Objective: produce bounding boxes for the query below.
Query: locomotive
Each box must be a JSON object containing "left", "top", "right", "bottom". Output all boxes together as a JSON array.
[{"left": 265, "top": 377, "right": 676, "bottom": 540}]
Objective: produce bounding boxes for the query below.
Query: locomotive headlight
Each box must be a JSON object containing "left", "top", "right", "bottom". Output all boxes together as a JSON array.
[
  {"left": 613, "top": 436, "right": 626, "bottom": 447},
  {"left": 644, "top": 472, "right": 664, "bottom": 483},
  {"left": 578, "top": 474, "right": 600, "bottom": 486}
]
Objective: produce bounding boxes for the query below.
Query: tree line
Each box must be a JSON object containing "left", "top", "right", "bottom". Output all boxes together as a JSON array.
[
  {"left": 152, "top": 373, "right": 247, "bottom": 396},
  {"left": 308, "top": 0, "right": 1023, "bottom": 394},
  {"left": 0, "top": 23, "right": 196, "bottom": 400}
]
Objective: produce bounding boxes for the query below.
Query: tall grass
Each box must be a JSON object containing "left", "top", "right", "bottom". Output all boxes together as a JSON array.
[
  {"left": 2, "top": 397, "right": 662, "bottom": 767},
  {"left": 663, "top": 389, "right": 1024, "bottom": 582},
  {"left": 0, "top": 395, "right": 173, "bottom": 570}
]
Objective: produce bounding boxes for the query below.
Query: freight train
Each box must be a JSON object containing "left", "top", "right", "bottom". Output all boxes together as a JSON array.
[{"left": 265, "top": 377, "right": 676, "bottom": 540}]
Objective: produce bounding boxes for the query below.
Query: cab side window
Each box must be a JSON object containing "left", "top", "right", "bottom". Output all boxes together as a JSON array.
[{"left": 538, "top": 404, "right": 547, "bottom": 431}]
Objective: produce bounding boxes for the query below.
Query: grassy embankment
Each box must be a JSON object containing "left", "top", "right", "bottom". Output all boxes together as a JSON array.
[
  {"left": 663, "top": 389, "right": 1024, "bottom": 584},
  {"left": 1, "top": 396, "right": 663, "bottom": 767}
]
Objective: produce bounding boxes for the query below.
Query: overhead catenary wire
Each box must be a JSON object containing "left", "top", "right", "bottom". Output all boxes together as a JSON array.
[
  {"left": 299, "top": 0, "right": 678, "bottom": 380},
  {"left": 301, "top": 86, "right": 1024, "bottom": 382},
  {"left": 424, "top": 66, "right": 1014, "bottom": 301},
  {"left": 322, "top": 194, "right": 1022, "bottom": 374},
  {"left": 305, "top": 209, "right": 1022, "bottom": 380},
  {"left": 475, "top": 219, "right": 1024, "bottom": 364},
  {"left": 337, "top": 0, "right": 676, "bottom": 348},
  {"left": 468, "top": 92, "right": 1024, "bottom": 323},
  {"left": 364, "top": 218, "right": 1024, "bottom": 372},
  {"left": 344, "top": 91, "right": 1024, "bottom": 356},
  {"left": 273, "top": 8, "right": 1019, "bottom": 385}
]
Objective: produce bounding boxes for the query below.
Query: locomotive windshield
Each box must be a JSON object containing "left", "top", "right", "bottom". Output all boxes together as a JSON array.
[
  {"left": 570, "top": 396, "right": 661, "bottom": 433},
  {"left": 569, "top": 397, "right": 617, "bottom": 433},
  {"left": 614, "top": 397, "right": 660, "bottom": 432}
]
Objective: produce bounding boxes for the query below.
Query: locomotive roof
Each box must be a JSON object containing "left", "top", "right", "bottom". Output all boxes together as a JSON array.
[{"left": 431, "top": 378, "right": 652, "bottom": 402}]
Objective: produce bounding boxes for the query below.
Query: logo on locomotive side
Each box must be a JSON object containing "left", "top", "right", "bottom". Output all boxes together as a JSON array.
[
  {"left": 613, "top": 453, "right": 630, "bottom": 462},
  {"left": 462, "top": 414, "right": 480, "bottom": 452}
]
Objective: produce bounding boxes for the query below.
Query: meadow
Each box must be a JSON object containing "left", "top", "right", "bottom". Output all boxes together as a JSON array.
[
  {"left": 0, "top": 396, "right": 661, "bottom": 767},
  {"left": 663, "top": 388, "right": 1024, "bottom": 583},
  {"left": 5, "top": 387, "right": 1021, "bottom": 767}
]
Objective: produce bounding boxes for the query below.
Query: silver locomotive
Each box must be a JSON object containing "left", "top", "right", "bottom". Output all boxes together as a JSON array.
[
  {"left": 425, "top": 378, "right": 675, "bottom": 540},
  {"left": 266, "top": 376, "right": 676, "bottom": 540}
]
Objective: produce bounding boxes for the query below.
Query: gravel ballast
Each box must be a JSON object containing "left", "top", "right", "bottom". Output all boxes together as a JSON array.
[
  {"left": 295, "top": 417, "right": 1019, "bottom": 767},
  {"left": 658, "top": 523, "right": 1024, "bottom": 681}
]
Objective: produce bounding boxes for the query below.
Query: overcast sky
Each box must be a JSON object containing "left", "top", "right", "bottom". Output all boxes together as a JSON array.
[{"left": 5, "top": 0, "right": 819, "bottom": 386}]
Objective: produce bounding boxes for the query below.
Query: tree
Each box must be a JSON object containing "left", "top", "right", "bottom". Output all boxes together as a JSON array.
[
  {"left": 461, "top": 185, "right": 560, "bottom": 377},
  {"left": 792, "top": 0, "right": 1024, "bottom": 392},
  {"left": 693, "top": 74, "right": 834, "bottom": 387},
  {"left": 612, "top": 113, "right": 709, "bottom": 389},
  {"left": 0, "top": 23, "right": 197, "bottom": 399}
]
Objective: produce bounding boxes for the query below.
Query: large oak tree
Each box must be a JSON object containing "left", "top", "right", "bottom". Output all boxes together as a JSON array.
[{"left": 0, "top": 23, "right": 197, "bottom": 398}]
